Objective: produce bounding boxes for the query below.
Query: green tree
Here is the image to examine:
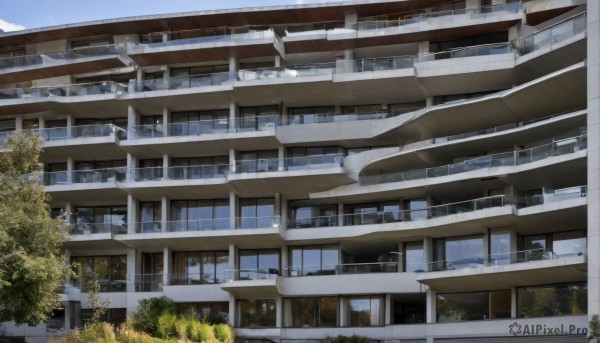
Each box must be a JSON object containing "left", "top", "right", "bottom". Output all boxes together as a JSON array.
[{"left": 0, "top": 132, "right": 71, "bottom": 325}]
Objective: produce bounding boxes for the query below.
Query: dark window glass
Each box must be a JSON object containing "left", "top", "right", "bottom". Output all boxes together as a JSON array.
[
  {"left": 437, "top": 290, "right": 511, "bottom": 322},
  {"left": 518, "top": 283, "right": 587, "bottom": 318}
]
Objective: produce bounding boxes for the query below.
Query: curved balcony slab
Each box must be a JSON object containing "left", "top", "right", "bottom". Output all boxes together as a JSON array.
[
  {"left": 163, "top": 283, "right": 229, "bottom": 303},
  {"left": 120, "top": 179, "right": 230, "bottom": 201},
  {"left": 525, "top": 0, "right": 585, "bottom": 25},
  {"left": 46, "top": 183, "right": 127, "bottom": 206},
  {"left": 417, "top": 254, "right": 587, "bottom": 292},
  {"left": 221, "top": 278, "right": 279, "bottom": 298}
]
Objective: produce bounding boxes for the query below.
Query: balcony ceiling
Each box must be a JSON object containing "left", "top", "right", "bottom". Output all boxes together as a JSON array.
[{"left": 0, "top": 0, "right": 449, "bottom": 46}]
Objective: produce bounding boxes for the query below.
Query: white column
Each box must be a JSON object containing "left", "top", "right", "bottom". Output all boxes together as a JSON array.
[
  {"left": 229, "top": 243, "right": 237, "bottom": 280},
  {"left": 229, "top": 102, "right": 238, "bottom": 131},
  {"left": 281, "top": 103, "right": 288, "bottom": 125},
  {"left": 280, "top": 195, "right": 288, "bottom": 231},
  {"left": 126, "top": 153, "right": 137, "bottom": 182},
  {"left": 337, "top": 203, "right": 344, "bottom": 226},
  {"left": 385, "top": 293, "right": 392, "bottom": 325},
  {"left": 397, "top": 242, "right": 404, "bottom": 273},
  {"left": 276, "top": 297, "right": 283, "bottom": 328},
  {"left": 418, "top": 41, "right": 429, "bottom": 55},
  {"left": 38, "top": 117, "right": 45, "bottom": 129},
  {"left": 229, "top": 192, "right": 237, "bottom": 230},
  {"left": 66, "top": 157, "right": 74, "bottom": 184},
  {"left": 281, "top": 245, "right": 288, "bottom": 276},
  {"left": 161, "top": 196, "right": 169, "bottom": 232},
  {"left": 127, "top": 106, "right": 138, "bottom": 139},
  {"left": 509, "top": 228, "right": 518, "bottom": 264},
  {"left": 15, "top": 115, "right": 23, "bottom": 131},
  {"left": 278, "top": 146, "right": 285, "bottom": 171},
  {"left": 426, "top": 288, "right": 436, "bottom": 323},
  {"left": 162, "top": 154, "right": 169, "bottom": 180},
  {"left": 274, "top": 193, "right": 281, "bottom": 229},
  {"left": 127, "top": 195, "right": 137, "bottom": 234},
  {"left": 126, "top": 248, "right": 137, "bottom": 294},
  {"left": 228, "top": 294, "right": 236, "bottom": 327},
  {"left": 66, "top": 114, "right": 73, "bottom": 138},
  {"left": 229, "top": 148, "right": 236, "bottom": 174},
  {"left": 511, "top": 287, "right": 517, "bottom": 318},
  {"left": 163, "top": 247, "right": 171, "bottom": 287},
  {"left": 229, "top": 56, "right": 238, "bottom": 81},
  {"left": 587, "top": 0, "right": 600, "bottom": 318},
  {"left": 274, "top": 55, "right": 281, "bottom": 67},
  {"left": 162, "top": 107, "right": 170, "bottom": 136}
]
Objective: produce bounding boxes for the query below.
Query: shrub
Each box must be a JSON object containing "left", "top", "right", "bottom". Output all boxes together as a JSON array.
[
  {"left": 156, "top": 313, "right": 177, "bottom": 339},
  {"left": 188, "top": 321, "right": 215, "bottom": 342},
  {"left": 213, "top": 323, "right": 234, "bottom": 343},
  {"left": 132, "top": 297, "right": 176, "bottom": 336},
  {"left": 174, "top": 319, "right": 189, "bottom": 341}
]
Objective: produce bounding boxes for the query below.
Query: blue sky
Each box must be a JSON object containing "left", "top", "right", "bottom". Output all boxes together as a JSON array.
[{"left": 0, "top": 0, "right": 345, "bottom": 31}]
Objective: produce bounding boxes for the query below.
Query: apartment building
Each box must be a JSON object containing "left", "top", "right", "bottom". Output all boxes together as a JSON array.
[{"left": 0, "top": 0, "right": 595, "bottom": 342}]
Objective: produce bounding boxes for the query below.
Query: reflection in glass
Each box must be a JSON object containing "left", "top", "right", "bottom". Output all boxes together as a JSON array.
[
  {"left": 284, "top": 297, "right": 338, "bottom": 327},
  {"left": 404, "top": 242, "right": 424, "bottom": 272},
  {"left": 437, "top": 290, "right": 510, "bottom": 322},
  {"left": 518, "top": 283, "right": 587, "bottom": 318},
  {"left": 345, "top": 296, "right": 383, "bottom": 326}
]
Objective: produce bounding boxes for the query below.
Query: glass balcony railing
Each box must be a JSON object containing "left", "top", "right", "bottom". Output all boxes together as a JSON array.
[
  {"left": 361, "top": 131, "right": 586, "bottom": 186},
  {"left": 0, "top": 44, "right": 119, "bottom": 70},
  {"left": 238, "top": 63, "right": 335, "bottom": 81},
  {"left": 167, "top": 164, "right": 230, "bottom": 180},
  {"left": 289, "top": 195, "right": 506, "bottom": 229},
  {"left": 518, "top": 186, "right": 587, "bottom": 208},
  {"left": 425, "top": 247, "right": 587, "bottom": 272},
  {"left": 514, "top": 12, "right": 586, "bottom": 56},
  {"left": 348, "top": 2, "right": 521, "bottom": 32},
  {"left": 36, "top": 124, "right": 125, "bottom": 141},
  {"left": 133, "top": 216, "right": 280, "bottom": 233},
  {"left": 0, "top": 81, "right": 127, "bottom": 100},
  {"left": 69, "top": 223, "right": 127, "bottom": 235},
  {"left": 169, "top": 272, "right": 225, "bottom": 285},
  {"left": 128, "top": 115, "right": 280, "bottom": 139},
  {"left": 167, "top": 218, "right": 231, "bottom": 232},
  {"left": 135, "top": 72, "right": 230, "bottom": 92},
  {"left": 130, "top": 274, "right": 163, "bottom": 292},
  {"left": 43, "top": 168, "right": 126, "bottom": 186},
  {"left": 284, "top": 262, "right": 399, "bottom": 277},
  {"left": 235, "top": 154, "right": 343, "bottom": 173},
  {"left": 137, "top": 30, "right": 275, "bottom": 49},
  {"left": 288, "top": 108, "right": 422, "bottom": 125},
  {"left": 136, "top": 221, "right": 161, "bottom": 234},
  {"left": 227, "top": 268, "right": 280, "bottom": 281}
]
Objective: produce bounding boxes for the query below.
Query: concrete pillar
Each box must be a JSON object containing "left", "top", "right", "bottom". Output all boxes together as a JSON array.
[
  {"left": 483, "top": 229, "right": 490, "bottom": 262},
  {"left": 15, "top": 115, "right": 23, "bottom": 131},
  {"left": 281, "top": 245, "right": 288, "bottom": 275},
  {"left": 163, "top": 247, "right": 171, "bottom": 287},
  {"left": 276, "top": 297, "right": 283, "bottom": 328},
  {"left": 65, "top": 202, "right": 73, "bottom": 225},
  {"left": 281, "top": 195, "right": 288, "bottom": 231},
  {"left": 162, "top": 154, "right": 169, "bottom": 180},
  {"left": 344, "top": 12, "right": 358, "bottom": 28},
  {"left": 127, "top": 195, "right": 138, "bottom": 234},
  {"left": 281, "top": 103, "right": 288, "bottom": 125},
  {"left": 426, "top": 96, "right": 434, "bottom": 108},
  {"left": 161, "top": 196, "right": 169, "bottom": 232},
  {"left": 66, "top": 114, "right": 73, "bottom": 138},
  {"left": 274, "top": 55, "right": 281, "bottom": 67},
  {"left": 274, "top": 193, "right": 281, "bottom": 228},
  {"left": 229, "top": 148, "right": 236, "bottom": 173},
  {"left": 66, "top": 157, "right": 74, "bottom": 184},
  {"left": 426, "top": 288, "right": 436, "bottom": 323},
  {"left": 424, "top": 236, "right": 433, "bottom": 270},
  {"left": 508, "top": 23, "right": 519, "bottom": 41},
  {"left": 278, "top": 146, "right": 285, "bottom": 171},
  {"left": 229, "top": 243, "right": 238, "bottom": 278},
  {"left": 230, "top": 192, "right": 237, "bottom": 230},
  {"left": 162, "top": 33, "right": 169, "bottom": 42},
  {"left": 510, "top": 227, "right": 518, "bottom": 264},
  {"left": 337, "top": 203, "right": 345, "bottom": 226},
  {"left": 229, "top": 102, "right": 238, "bottom": 131},
  {"left": 63, "top": 301, "right": 72, "bottom": 330},
  {"left": 344, "top": 49, "right": 353, "bottom": 61},
  {"left": 465, "top": 0, "right": 480, "bottom": 10},
  {"left": 126, "top": 248, "right": 137, "bottom": 293},
  {"left": 38, "top": 117, "right": 45, "bottom": 129},
  {"left": 339, "top": 297, "right": 347, "bottom": 327},
  {"left": 385, "top": 293, "right": 392, "bottom": 325},
  {"left": 418, "top": 41, "right": 430, "bottom": 55},
  {"left": 127, "top": 106, "right": 138, "bottom": 139},
  {"left": 136, "top": 68, "right": 143, "bottom": 82},
  {"left": 228, "top": 294, "right": 236, "bottom": 327},
  {"left": 127, "top": 153, "right": 137, "bottom": 182},
  {"left": 228, "top": 56, "right": 238, "bottom": 81},
  {"left": 397, "top": 242, "right": 404, "bottom": 272},
  {"left": 162, "top": 107, "right": 170, "bottom": 137},
  {"left": 162, "top": 66, "right": 170, "bottom": 89},
  {"left": 511, "top": 287, "right": 517, "bottom": 318}
]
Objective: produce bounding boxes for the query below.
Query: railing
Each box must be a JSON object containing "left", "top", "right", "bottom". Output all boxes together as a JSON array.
[
  {"left": 133, "top": 216, "right": 280, "bottom": 233},
  {"left": 425, "top": 248, "right": 587, "bottom": 272},
  {"left": 519, "top": 186, "right": 587, "bottom": 208},
  {"left": 284, "top": 262, "right": 399, "bottom": 277},
  {"left": 43, "top": 168, "right": 126, "bottom": 186},
  {"left": 349, "top": 2, "right": 521, "bottom": 31},
  {"left": 238, "top": 63, "right": 335, "bottom": 81},
  {"left": 289, "top": 195, "right": 506, "bottom": 229},
  {"left": 226, "top": 268, "right": 280, "bottom": 281},
  {"left": 137, "top": 30, "right": 275, "bottom": 48},
  {"left": 235, "top": 154, "right": 343, "bottom": 173},
  {"left": 128, "top": 115, "right": 280, "bottom": 139},
  {"left": 127, "top": 167, "right": 163, "bottom": 181},
  {"left": 361, "top": 131, "right": 587, "bottom": 185},
  {"left": 514, "top": 12, "right": 586, "bottom": 56},
  {"left": 135, "top": 72, "right": 230, "bottom": 92},
  {"left": 0, "top": 44, "right": 119, "bottom": 70},
  {"left": 0, "top": 80, "right": 127, "bottom": 100},
  {"left": 288, "top": 108, "right": 422, "bottom": 125},
  {"left": 69, "top": 223, "right": 127, "bottom": 235},
  {"left": 130, "top": 274, "right": 163, "bottom": 292},
  {"left": 167, "top": 164, "right": 230, "bottom": 180},
  {"left": 169, "top": 272, "right": 225, "bottom": 285},
  {"left": 35, "top": 124, "right": 125, "bottom": 141}
]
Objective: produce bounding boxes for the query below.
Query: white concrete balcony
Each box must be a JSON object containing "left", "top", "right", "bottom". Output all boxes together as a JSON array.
[
  {"left": 221, "top": 268, "right": 280, "bottom": 298},
  {"left": 0, "top": 44, "right": 128, "bottom": 84},
  {"left": 128, "top": 30, "right": 284, "bottom": 66},
  {"left": 418, "top": 249, "right": 587, "bottom": 292}
]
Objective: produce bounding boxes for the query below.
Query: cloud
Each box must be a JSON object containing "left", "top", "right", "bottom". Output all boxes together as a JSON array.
[{"left": 0, "top": 19, "right": 26, "bottom": 32}]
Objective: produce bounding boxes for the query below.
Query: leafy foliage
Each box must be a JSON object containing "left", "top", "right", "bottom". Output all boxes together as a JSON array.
[
  {"left": 0, "top": 132, "right": 71, "bottom": 325},
  {"left": 590, "top": 315, "right": 600, "bottom": 342},
  {"left": 132, "top": 297, "right": 176, "bottom": 336}
]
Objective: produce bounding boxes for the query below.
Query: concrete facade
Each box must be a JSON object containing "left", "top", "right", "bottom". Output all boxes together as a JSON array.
[{"left": 0, "top": 0, "right": 594, "bottom": 342}]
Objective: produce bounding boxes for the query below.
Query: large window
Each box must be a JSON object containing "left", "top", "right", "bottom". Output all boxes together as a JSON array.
[
  {"left": 139, "top": 201, "right": 161, "bottom": 233},
  {"left": 433, "top": 235, "right": 484, "bottom": 271},
  {"left": 519, "top": 230, "right": 587, "bottom": 261},
  {"left": 489, "top": 229, "right": 510, "bottom": 265},
  {"left": 172, "top": 251, "right": 228, "bottom": 284},
  {"left": 170, "top": 199, "right": 230, "bottom": 231},
  {"left": 238, "top": 151, "right": 278, "bottom": 173},
  {"left": 344, "top": 296, "right": 384, "bottom": 327},
  {"left": 177, "top": 302, "right": 229, "bottom": 324},
  {"left": 239, "top": 198, "right": 275, "bottom": 229},
  {"left": 171, "top": 109, "right": 229, "bottom": 135},
  {"left": 288, "top": 244, "right": 338, "bottom": 276},
  {"left": 239, "top": 249, "right": 279, "bottom": 280},
  {"left": 289, "top": 204, "right": 337, "bottom": 228},
  {"left": 288, "top": 106, "right": 335, "bottom": 125},
  {"left": 238, "top": 106, "right": 279, "bottom": 131},
  {"left": 171, "top": 156, "right": 229, "bottom": 179},
  {"left": 518, "top": 283, "right": 587, "bottom": 318},
  {"left": 437, "top": 290, "right": 511, "bottom": 322},
  {"left": 72, "top": 255, "right": 127, "bottom": 292},
  {"left": 344, "top": 201, "right": 401, "bottom": 225},
  {"left": 284, "top": 297, "right": 338, "bottom": 327},
  {"left": 74, "top": 160, "right": 126, "bottom": 183},
  {"left": 73, "top": 206, "right": 127, "bottom": 234},
  {"left": 404, "top": 242, "right": 424, "bottom": 272},
  {"left": 238, "top": 299, "right": 276, "bottom": 328},
  {"left": 287, "top": 147, "right": 339, "bottom": 168}
]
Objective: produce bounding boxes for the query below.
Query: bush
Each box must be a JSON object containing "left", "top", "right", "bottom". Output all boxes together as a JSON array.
[
  {"left": 156, "top": 313, "right": 177, "bottom": 339},
  {"left": 132, "top": 297, "right": 176, "bottom": 336},
  {"left": 175, "top": 319, "right": 189, "bottom": 341},
  {"left": 188, "top": 321, "right": 215, "bottom": 342},
  {"left": 213, "top": 323, "right": 234, "bottom": 343}
]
